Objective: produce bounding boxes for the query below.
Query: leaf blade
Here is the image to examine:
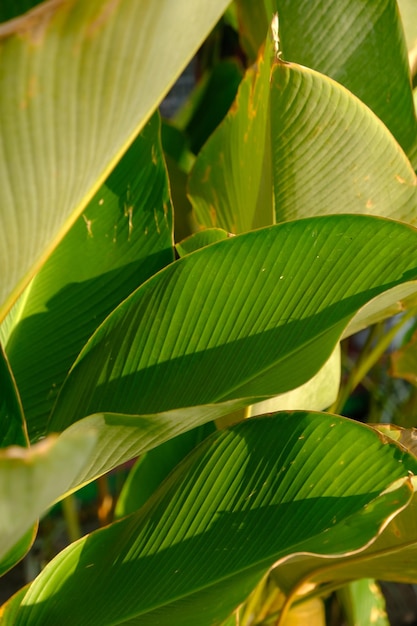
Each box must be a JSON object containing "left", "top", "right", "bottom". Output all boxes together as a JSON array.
[
  {"left": 48, "top": 215, "right": 417, "bottom": 434},
  {"left": 11, "top": 412, "right": 417, "bottom": 626},
  {"left": 0, "top": 0, "right": 230, "bottom": 317}
]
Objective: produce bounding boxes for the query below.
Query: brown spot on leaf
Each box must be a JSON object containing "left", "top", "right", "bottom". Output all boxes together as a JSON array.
[
  {"left": 20, "top": 75, "right": 38, "bottom": 109},
  {"left": 201, "top": 165, "right": 211, "bottom": 184},
  {"left": 85, "top": 0, "right": 121, "bottom": 38},
  {"left": 229, "top": 99, "right": 239, "bottom": 115}
]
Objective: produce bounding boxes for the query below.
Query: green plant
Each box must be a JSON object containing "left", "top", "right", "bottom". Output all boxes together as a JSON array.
[{"left": 2, "top": 1, "right": 417, "bottom": 624}]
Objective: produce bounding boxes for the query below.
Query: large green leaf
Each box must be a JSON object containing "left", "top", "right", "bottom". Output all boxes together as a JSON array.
[
  {"left": 189, "top": 51, "right": 417, "bottom": 233},
  {"left": 272, "top": 475, "right": 417, "bottom": 599},
  {"left": 14, "top": 215, "right": 413, "bottom": 492},
  {"left": 0, "top": 0, "right": 231, "bottom": 318},
  {"left": 8, "top": 412, "right": 417, "bottom": 626},
  {"left": 236, "top": 0, "right": 415, "bottom": 158},
  {"left": 48, "top": 215, "right": 417, "bottom": 436},
  {"left": 114, "top": 423, "right": 216, "bottom": 519},
  {"left": 0, "top": 430, "right": 96, "bottom": 562},
  {"left": 1, "top": 112, "right": 174, "bottom": 441},
  {"left": 276, "top": 0, "right": 416, "bottom": 156},
  {"left": 59, "top": 401, "right": 251, "bottom": 493},
  {"left": 270, "top": 62, "right": 416, "bottom": 224},
  {"left": 271, "top": 425, "right": 417, "bottom": 600},
  {"left": 188, "top": 47, "right": 273, "bottom": 233}
]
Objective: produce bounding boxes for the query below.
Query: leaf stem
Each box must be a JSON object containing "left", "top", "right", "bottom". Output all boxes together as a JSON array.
[{"left": 61, "top": 494, "right": 81, "bottom": 543}]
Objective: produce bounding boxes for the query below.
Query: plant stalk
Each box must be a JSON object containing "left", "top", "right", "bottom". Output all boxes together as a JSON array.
[{"left": 332, "top": 309, "right": 416, "bottom": 415}]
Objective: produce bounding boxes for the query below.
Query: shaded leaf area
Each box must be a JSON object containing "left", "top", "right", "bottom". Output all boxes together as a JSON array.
[
  {"left": 0, "top": 0, "right": 230, "bottom": 317},
  {"left": 174, "top": 59, "right": 244, "bottom": 155},
  {"left": 164, "top": 153, "right": 197, "bottom": 243},
  {"left": 0, "top": 585, "right": 30, "bottom": 626},
  {"left": 189, "top": 48, "right": 273, "bottom": 233},
  {"left": 161, "top": 123, "right": 194, "bottom": 174},
  {"left": 9, "top": 413, "right": 417, "bottom": 626},
  {"left": 0, "top": 0, "right": 43, "bottom": 22},
  {"left": 115, "top": 422, "right": 216, "bottom": 519},
  {"left": 0, "top": 430, "right": 96, "bottom": 562},
  {"left": 1, "top": 112, "right": 174, "bottom": 442},
  {"left": 236, "top": 0, "right": 415, "bottom": 159},
  {"left": 271, "top": 424, "right": 417, "bottom": 597},
  {"left": 61, "top": 401, "right": 252, "bottom": 492},
  {"left": 47, "top": 215, "right": 417, "bottom": 435},
  {"left": 272, "top": 476, "right": 417, "bottom": 598},
  {"left": 161, "top": 123, "right": 196, "bottom": 241},
  {"left": 189, "top": 52, "right": 417, "bottom": 234},
  {"left": 0, "top": 345, "right": 26, "bottom": 448},
  {"left": 235, "top": 0, "right": 277, "bottom": 62}
]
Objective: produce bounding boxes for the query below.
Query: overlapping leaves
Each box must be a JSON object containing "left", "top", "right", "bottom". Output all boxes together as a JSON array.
[
  {"left": 0, "top": 0, "right": 230, "bottom": 318},
  {"left": 189, "top": 51, "right": 417, "bottom": 234},
  {"left": 1, "top": 112, "right": 174, "bottom": 441},
  {"left": 7, "top": 412, "right": 417, "bottom": 626}
]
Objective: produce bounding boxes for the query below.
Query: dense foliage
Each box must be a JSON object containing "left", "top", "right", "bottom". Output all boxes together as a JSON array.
[{"left": 1, "top": 1, "right": 417, "bottom": 624}]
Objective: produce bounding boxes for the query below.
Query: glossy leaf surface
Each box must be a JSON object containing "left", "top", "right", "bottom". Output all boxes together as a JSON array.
[
  {"left": 236, "top": 0, "right": 415, "bottom": 156},
  {"left": 2, "top": 112, "right": 174, "bottom": 441},
  {"left": 48, "top": 215, "right": 417, "bottom": 436},
  {"left": 189, "top": 53, "right": 417, "bottom": 234},
  {"left": 10, "top": 412, "right": 417, "bottom": 626},
  {"left": 271, "top": 426, "right": 417, "bottom": 597},
  {"left": 276, "top": 0, "right": 415, "bottom": 156},
  {"left": 115, "top": 423, "right": 216, "bottom": 519}
]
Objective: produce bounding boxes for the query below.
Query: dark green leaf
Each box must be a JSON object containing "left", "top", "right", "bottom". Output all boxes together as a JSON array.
[
  {"left": 48, "top": 215, "right": 417, "bottom": 434},
  {"left": 2, "top": 112, "right": 174, "bottom": 441},
  {"left": 11, "top": 412, "right": 417, "bottom": 626}
]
